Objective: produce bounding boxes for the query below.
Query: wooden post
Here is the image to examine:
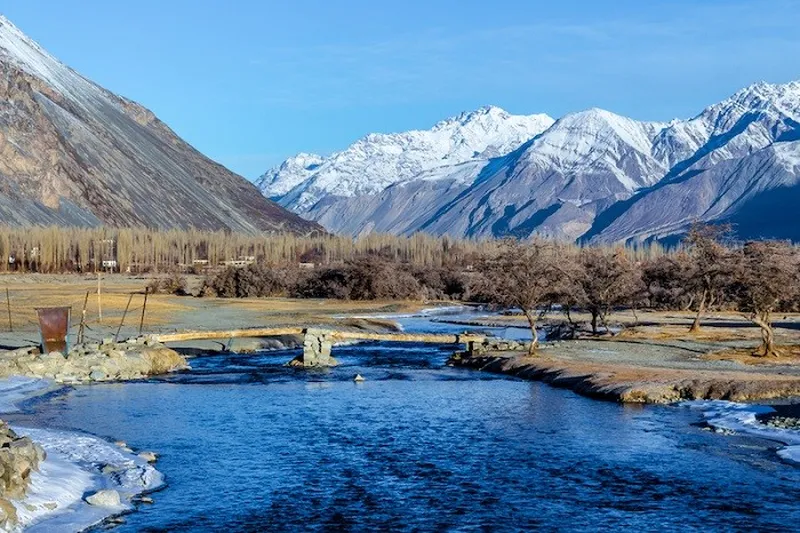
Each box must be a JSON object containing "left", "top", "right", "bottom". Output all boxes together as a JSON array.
[
  {"left": 96, "top": 272, "right": 102, "bottom": 324},
  {"left": 139, "top": 287, "right": 149, "bottom": 335},
  {"left": 78, "top": 291, "right": 89, "bottom": 344},
  {"left": 5, "top": 288, "right": 11, "bottom": 333},
  {"left": 115, "top": 293, "right": 134, "bottom": 342}
]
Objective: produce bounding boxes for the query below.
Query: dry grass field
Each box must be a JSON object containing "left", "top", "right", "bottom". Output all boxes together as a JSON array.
[{"left": 0, "top": 273, "right": 431, "bottom": 347}]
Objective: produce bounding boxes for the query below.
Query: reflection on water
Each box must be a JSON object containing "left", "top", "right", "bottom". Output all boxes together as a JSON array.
[{"left": 14, "top": 315, "right": 800, "bottom": 532}]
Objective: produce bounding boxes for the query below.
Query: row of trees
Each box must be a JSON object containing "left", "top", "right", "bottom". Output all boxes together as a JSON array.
[
  {"left": 200, "top": 224, "right": 799, "bottom": 358},
  {"left": 0, "top": 226, "right": 670, "bottom": 273},
  {"left": 481, "top": 227, "right": 800, "bottom": 358}
]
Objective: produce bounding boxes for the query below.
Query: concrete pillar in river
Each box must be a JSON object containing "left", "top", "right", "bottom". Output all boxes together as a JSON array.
[{"left": 302, "top": 328, "right": 334, "bottom": 367}]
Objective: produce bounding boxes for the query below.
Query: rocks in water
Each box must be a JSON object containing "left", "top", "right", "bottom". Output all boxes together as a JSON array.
[
  {"left": 0, "top": 421, "right": 46, "bottom": 529},
  {"left": 762, "top": 416, "right": 800, "bottom": 430},
  {"left": 85, "top": 489, "right": 122, "bottom": 508},
  {"left": 138, "top": 451, "right": 157, "bottom": 463},
  {"left": 89, "top": 369, "right": 107, "bottom": 382},
  {"left": 0, "top": 340, "right": 189, "bottom": 384}
]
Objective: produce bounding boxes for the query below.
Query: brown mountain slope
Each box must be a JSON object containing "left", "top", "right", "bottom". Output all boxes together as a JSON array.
[{"left": 0, "top": 15, "right": 321, "bottom": 234}]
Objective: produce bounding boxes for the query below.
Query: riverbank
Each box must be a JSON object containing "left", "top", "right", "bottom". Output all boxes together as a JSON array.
[
  {"left": 0, "top": 379, "right": 164, "bottom": 531},
  {"left": 450, "top": 338, "right": 800, "bottom": 404}
]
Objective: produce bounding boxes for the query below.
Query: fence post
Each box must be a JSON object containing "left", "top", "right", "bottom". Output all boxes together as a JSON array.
[
  {"left": 97, "top": 272, "right": 103, "bottom": 324},
  {"left": 115, "top": 293, "right": 134, "bottom": 342},
  {"left": 5, "top": 288, "right": 11, "bottom": 333},
  {"left": 139, "top": 287, "right": 149, "bottom": 335},
  {"left": 78, "top": 291, "right": 89, "bottom": 344}
]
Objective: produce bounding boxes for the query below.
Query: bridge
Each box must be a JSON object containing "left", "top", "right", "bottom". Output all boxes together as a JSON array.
[{"left": 150, "top": 327, "right": 486, "bottom": 367}]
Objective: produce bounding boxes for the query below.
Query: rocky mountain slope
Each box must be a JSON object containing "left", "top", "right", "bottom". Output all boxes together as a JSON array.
[
  {"left": 0, "top": 16, "right": 320, "bottom": 234},
  {"left": 264, "top": 82, "right": 800, "bottom": 243}
]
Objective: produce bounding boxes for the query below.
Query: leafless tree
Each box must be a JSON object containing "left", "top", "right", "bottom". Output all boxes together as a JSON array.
[
  {"left": 684, "top": 224, "right": 736, "bottom": 332},
  {"left": 642, "top": 253, "right": 692, "bottom": 310},
  {"left": 736, "top": 241, "right": 799, "bottom": 357},
  {"left": 574, "top": 248, "right": 644, "bottom": 335},
  {"left": 478, "top": 239, "right": 573, "bottom": 354}
]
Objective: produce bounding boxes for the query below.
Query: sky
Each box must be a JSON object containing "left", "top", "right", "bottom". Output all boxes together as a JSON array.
[{"left": 3, "top": 0, "right": 800, "bottom": 180}]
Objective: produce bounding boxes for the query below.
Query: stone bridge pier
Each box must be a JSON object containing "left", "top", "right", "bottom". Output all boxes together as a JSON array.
[{"left": 302, "top": 328, "right": 335, "bottom": 367}]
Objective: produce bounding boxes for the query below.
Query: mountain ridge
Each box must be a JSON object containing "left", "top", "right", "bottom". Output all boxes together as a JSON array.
[{"left": 263, "top": 80, "right": 800, "bottom": 243}]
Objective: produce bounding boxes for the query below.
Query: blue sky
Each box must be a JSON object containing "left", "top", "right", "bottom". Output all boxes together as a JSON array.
[{"left": 3, "top": 0, "right": 800, "bottom": 180}]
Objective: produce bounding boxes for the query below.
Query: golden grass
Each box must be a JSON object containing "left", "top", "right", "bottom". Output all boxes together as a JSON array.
[
  {"left": 703, "top": 345, "right": 800, "bottom": 365},
  {"left": 0, "top": 274, "right": 434, "bottom": 333},
  {"left": 614, "top": 325, "right": 752, "bottom": 341}
]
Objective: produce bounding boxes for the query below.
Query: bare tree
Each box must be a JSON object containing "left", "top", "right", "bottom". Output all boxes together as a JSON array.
[
  {"left": 684, "top": 224, "right": 735, "bottom": 333},
  {"left": 478, "top": 239, "right": 572, "bottom": 354},
  {"left": 574, "top": 248, "right": 644, "bottom": 335},
  {"left": 642, "top": 253, "right": 692, "bottom": 310},
  {"left": 736, "top": 241, "right": 799, "bottom": 357}
]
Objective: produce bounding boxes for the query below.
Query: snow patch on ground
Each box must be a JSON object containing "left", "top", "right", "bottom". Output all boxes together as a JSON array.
[
  {"left": 684, "top": 400, "right": 800, "bottom": 465},
  {"left": 0, "top": 377, "right": 163, "bottom": 531},
  {"left": 12, "top": 426, "right": 164, "bottom": 532}
]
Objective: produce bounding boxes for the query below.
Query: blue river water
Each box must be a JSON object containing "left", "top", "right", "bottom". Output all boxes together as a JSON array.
[{"left": 13, "top": 315, "right": 800, "bottom": 531}]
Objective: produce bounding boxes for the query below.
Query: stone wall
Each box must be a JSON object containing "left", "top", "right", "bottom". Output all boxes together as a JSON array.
[
  {"left": 0, "top": 338, "right": 188, "bottom": 384},
  {"left": 468, "top": 339, "right": 532, "bottom": 355}
]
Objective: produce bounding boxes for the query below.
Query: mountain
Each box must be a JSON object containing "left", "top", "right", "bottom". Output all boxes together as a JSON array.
[
  {"left": 264, "top": 81, "right": 800, "bottom": 243},
  {"left": 257, "top": 106, "right": 554, "bottom": 212},
  {"left": 0, "top": 15, "right": 321, "bottom": 234},
  {"left": 584, "top": 81, "right": 800, "bottom": 243}
]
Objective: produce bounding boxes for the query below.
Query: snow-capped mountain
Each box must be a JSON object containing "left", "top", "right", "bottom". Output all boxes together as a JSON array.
[
  {"left": 0, "top": 15, "right": 320, "bottom": 233},
  {"left": 265, "top": 81, "right": 800, "bottom": 243},
  {"left": 257, "top": 106, "right": 554, "bottom": 212},
  {"left": 585, "top": 81, "right": 800, "bottom": 243}
]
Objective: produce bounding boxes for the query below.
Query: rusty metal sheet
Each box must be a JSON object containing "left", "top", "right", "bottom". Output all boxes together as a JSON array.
[{"left": 37, "top": 307, "right": 71, "bottom": 354}]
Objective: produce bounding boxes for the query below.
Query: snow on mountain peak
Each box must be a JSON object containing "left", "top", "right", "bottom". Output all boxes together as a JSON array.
[
  {"left": 0, "top": 15, "right": 71, "bottom": 93},
  {"left": 652, "top": 80, "right": 800, "bottom": 169},
  {"left": 259, "top": 106, "right": 554, "bottom": 210},
  {"left": 515, "top": 107, "right": 669, "bottom": 190},
  {"left": 0, "top": 13, "right": 107, "bottom": 109}
]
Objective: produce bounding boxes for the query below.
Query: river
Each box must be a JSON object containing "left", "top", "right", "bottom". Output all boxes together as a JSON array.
[{"left": 7, "top": 312, "right": 800, "bottom": 531}]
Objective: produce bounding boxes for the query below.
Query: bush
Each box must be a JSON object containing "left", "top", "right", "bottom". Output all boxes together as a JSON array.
[
  {"left": 147, "top": 272, "right": 188, "bottom": 295},
  {"left": 208, "top": 264, "right": 299, "bottom": 298},
  {"left": 294, "top": 257, "right": 422, "bottom": 300},
  {"left": 406, "top": 266, "right": 467, "bottom": 299}
]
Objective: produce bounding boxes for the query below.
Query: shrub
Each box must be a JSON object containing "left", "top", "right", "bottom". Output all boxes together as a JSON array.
[
  {"left": 147, "top": 272, "right": 188, "bottom": 295},
  {"left": 208, "top": 264, "right": 299, "bottom": 298}
]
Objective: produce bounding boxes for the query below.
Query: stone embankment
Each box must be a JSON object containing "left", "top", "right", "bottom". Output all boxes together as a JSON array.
[
  {"left": 468, "top": 339, "right": 532, "bottom": 354},
  {"left": 0, "top": 422, "right": 46, "bottom": 529},
  {"left": 0, "top": 338, "right": 188, "bottom": 384}
]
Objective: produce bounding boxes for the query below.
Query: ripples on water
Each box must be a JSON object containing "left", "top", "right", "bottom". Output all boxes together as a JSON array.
[{"left": 17, "top": 330, "right": 800, "bottom": 532}]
